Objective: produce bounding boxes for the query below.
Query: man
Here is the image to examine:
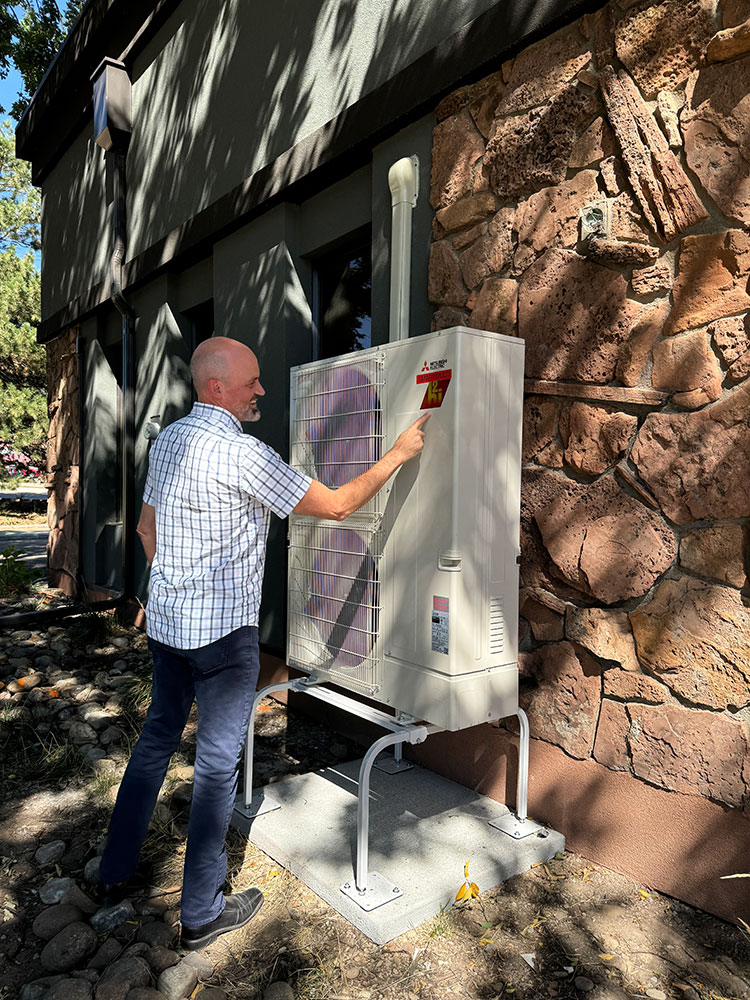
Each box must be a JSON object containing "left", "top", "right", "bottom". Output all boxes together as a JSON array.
[{"left": 97, "top": 337, "right": 428, "bottom": 950}]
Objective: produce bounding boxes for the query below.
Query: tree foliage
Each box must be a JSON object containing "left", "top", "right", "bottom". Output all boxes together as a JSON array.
[
  {"left": 0, "top": 1, "right": 82, "bottom": 119},
  {"left": 0, "top": 118, "right": 45, "bottom": 472}
]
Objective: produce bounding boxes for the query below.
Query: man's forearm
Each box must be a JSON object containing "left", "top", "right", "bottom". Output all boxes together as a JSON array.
[
  {"left": 328, "top": 449, "right": 403, "bottom": 520},
  {"left": 137, "top": 528, "right": 156, "bottom": 565}
]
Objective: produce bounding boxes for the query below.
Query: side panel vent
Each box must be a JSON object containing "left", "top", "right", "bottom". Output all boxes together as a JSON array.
[{"left": 489, "top": 596, "right": 504, "bottom": 656}]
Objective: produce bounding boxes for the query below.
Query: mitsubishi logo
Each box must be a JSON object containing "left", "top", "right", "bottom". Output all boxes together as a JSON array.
[{"left": 421, "top": 361, "right": 430, "bottom": 372}]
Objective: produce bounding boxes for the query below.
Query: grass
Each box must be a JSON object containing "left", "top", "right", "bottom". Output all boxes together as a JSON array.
[
  {"left": 0, "top": 718, "right": 86, "bottom": 791},
  {"left": 426, "top": 902, "right": 458, "bottom": 940},
  {"left": 0, "top": 545, "right": 39, "bottom": 598},
  {"left": 64, "top": 609, "right": 121, "bottom": 647}
]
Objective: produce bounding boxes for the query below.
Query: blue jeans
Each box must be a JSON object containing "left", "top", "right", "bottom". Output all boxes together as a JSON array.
[{"left": 99, "top": 626, "right": 259, "bottom": 927}]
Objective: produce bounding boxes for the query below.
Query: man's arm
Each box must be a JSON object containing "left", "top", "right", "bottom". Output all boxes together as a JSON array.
[
  {"left": 136, "top": 502, "right": 156, "bottom": 564},
  {"left": 292, "top": 413, "right": 429, "bottom": 521}
]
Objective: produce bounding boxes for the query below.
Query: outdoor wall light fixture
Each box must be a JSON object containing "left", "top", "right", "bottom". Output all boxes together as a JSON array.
[{"left": 91, "top": 57, "right": 132, "bottom": 151}]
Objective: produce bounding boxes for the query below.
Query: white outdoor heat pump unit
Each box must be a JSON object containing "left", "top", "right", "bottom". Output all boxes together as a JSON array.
[{"left": 287, "top": 326, "right": 524, "bottom": 732}]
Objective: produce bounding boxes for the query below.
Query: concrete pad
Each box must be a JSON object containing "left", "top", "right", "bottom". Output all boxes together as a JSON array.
[{"left": 232, "top": 759, "right": 564, "bottom": 944}]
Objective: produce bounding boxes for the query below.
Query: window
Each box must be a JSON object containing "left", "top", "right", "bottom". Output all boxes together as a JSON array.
[{"left": 313, "top": 230, "right": 372, "bottom": 360}]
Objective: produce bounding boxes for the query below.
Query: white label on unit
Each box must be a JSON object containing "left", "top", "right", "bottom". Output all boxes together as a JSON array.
[{"left": 431, "top": 596, "right": 449, "bottom": 655}]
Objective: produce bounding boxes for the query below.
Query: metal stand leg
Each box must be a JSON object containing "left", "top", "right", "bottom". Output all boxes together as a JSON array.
[
  {"left": 489, "top": 708, "right": 548, "bottom": 840},
  {"left": 340, "top": 724, "right": 430, "bottom": 911},
  {"left": 234, "top": 676, "right": 322, "bottom": 819}
]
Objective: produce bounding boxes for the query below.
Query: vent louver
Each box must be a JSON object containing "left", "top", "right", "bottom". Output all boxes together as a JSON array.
[{"left": 489, "top": 597, "right": 504, "bottom": 656}]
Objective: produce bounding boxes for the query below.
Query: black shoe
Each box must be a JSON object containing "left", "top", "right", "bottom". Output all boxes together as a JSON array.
[
  {"left": 181, "top": 888, "right": 264, "bottom": 951},
  {"left": 92, "top": 872, "right": 151, "bottom": 907}
]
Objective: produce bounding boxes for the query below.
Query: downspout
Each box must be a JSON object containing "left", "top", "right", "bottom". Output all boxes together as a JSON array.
[
  {"left": 387, "top": 155, "right": 419, "bottom": 342},
  {"left": 0, "top": 62, "right": 136, "bottom": 629}
]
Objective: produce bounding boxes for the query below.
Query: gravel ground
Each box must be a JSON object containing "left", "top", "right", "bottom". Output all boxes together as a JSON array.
[{"left": 0, "top": 602, "right": 749, "bottom": 1000}]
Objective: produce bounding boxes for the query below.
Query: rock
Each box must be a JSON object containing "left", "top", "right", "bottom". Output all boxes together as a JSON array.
[
  {"left": 435, "top": 192, "right": 496, "bottom": 235},
  {"left": 630, "top": 261, "right": 672, "bottom": 297},
  {"left": 91, "top": 899, "right": 136, "bottom": 933},
  {"left": 565, "top": 607, "right": 640, "bottom": 671},
  {"left": 157, "top": 960, "right": 199, "bottom": 1000},
  {"left": 32, "top": 904, "right": 85, "bottom": 941},
  {"left": 707, "top": 19, "right": 750, "bottom": 62},
  {"left": 723, "top": 1, "right": 750, "bottom": 28},
  {"left": 520, "top": 468, "right": 582, "bottom": 596},
  {"left": 96, "top": 956, "right": 151, "bottom": 1000},
  {"left": 630, "top": 577, "right": 750, "bottom": 710},
  {"left": 430, "top": 111, "right": 485, "bottom": 210},
  {"left": 468, "top": 277, "right": 517, "bottom": 335},
  {"left": 20, "top": 978, "right": 68, "bottom": 1000},
  {"left": 61, "top": 884, "right": 99, "bottom": 916},
  {"left": 515, "top": 171, "right": 599, "bottom": 258},
  {"left": 645, "top": 989, "right": 667, "bottom": 999},
  {"left": 12, "top": 673, "right": 42, "bottom": 689},
  {"left": 666, "top": 231, "right": 750, "bottom": 336},
  {"left": 710, "top": 315, "right": 750, "bottom": 366},
  {"left": 145, "top": 945, "right": 180, "bottom": 975},
  {"left": 599, "top": 155, "right": 625, "bottom": 197},
  {"left": 679, "top": 523, "right": 746, "bottom": 587},
  {"left": 68, "top": 722, "right": 98, "bottom": 744},
  {"left": 126, "top": 991, "right": 167, "bottom": 1000},
  {"left": 181, "top": 951, "right": 214, "bottom": 978},
  {"left": 518, "top": 249, "right": 640, "bottom": 384},
  {"left": 136, "top": 921, "right": 177, "bottom": 948},
  {"left": 459, "top": 207, "right": 514, "bottom": 288},
  {"left": 497, "top": 30, "right": 591, "bottom": 115},
  {"left": 615, "top": 0, "right": 716, "bottom": 99},
  {"left": 614, "top": 462, "right": 659, "bottom": 510},
  {"left": 486, "top": 84, "right": 598, "bottom": 201},
  {"left": 522, "top": 396, "right": 563, "bottom": 469},
  {"left": 83, "top": 857, "right": 102, "bottom": 883},
  {"left": 603, "top": 668, "right": 668, "bottom": 703},
  {"left": 536, "top": 476, "right": 677, "bottom": 603},
  {"left": 651, "top": 330, "right": 723, "bottom": 407},
  {"left": 519, "top": 589, "right": 565, "bottom": 641},
  {"left": 88, "top": 936, "right": 124, "bottom": 970},
  {"left": 596, "top": 698, "right": 750, "bottom": 809},
  {"left": 99, "top": 726, "right": 125, "bottom": 747},
  {"left": 428, "top": 240, "right": 467, "bottom": 308},
  {"left": 584, "top": 238, "right": 658, "bottom": 268},
  {"left": 559, "top": 403, "right": 637, "bottom": 476},
  {"left": 728, "top": 349, "right": 750, "bottom": 382},
  {"left": 574, "top": 978, "right": 595, "bottom": 993},
  {"left": 40, "top": 922, "right": 98, "bottom": 973},
  {"left": 616, "top": 302, "right": 668, "bottom": 387},
  {"left": 656, "top": 90, "right": 685, "bottom": 148},
  {"left": 609, "top": 192, "right": 651, "bottom": 244},
  {"left": 519, "top": 642, "right": 601, "bottom": 759},
  {"left": 112, "top": 637, "right": 129, "bottom": 649},
  {"left": 196, "top": 990, "right": 228, "bottom": 1000},
  {"left": 431, "top": 305, "right": 468, "bottom": 331},
  {"left": 36, "top": 840, "right": 68, "bottom": 866},
  {"left": 40, "top": 878, "right": 79, "bottom": 905},
  {"left": 631, "top": 381, "right": 750, "bottom": 523},
  {"left": 569, "top": 117, "right": 617, "bottom": 168},
  {"left": 47, "top": 981, "right": 94, "bottom": 1000}
]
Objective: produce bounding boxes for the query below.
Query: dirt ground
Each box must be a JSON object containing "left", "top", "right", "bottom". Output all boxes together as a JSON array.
[{"left": 0, "top": 609, "right": 749, "bottom": 1000}]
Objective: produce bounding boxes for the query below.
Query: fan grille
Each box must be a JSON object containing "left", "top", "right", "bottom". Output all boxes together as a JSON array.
[
  {"left": 290, "top": 356, "right": 385, "bottom": 517},
  {"left": 288, "top": 521, "right": 383, "bottom": 695}
]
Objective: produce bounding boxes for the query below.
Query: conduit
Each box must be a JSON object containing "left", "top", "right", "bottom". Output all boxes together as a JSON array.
[{"left": 387, "top": 155, "right": 419, "bottom": 343}]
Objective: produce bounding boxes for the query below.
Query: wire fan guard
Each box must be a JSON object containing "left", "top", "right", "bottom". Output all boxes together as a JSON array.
[
  {"left": 290, "top": 355, "right": 384, "bottom": 517},
  {"left": 288, "top": 521, "right": 383, "bottom": 695}
]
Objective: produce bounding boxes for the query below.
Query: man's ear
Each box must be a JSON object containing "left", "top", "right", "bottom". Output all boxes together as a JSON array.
[{"left": 207, "top": 378, "right": 223, "bottom": 399}]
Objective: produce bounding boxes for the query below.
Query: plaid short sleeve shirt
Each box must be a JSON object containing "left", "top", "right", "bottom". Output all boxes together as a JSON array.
[{"left": 143, "top": 403, "right": 311, "bottom": 649}]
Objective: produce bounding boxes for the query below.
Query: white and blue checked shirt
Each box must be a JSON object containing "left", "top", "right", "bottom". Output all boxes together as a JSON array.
[{"left": 143, "top": 403, "right": 311, "bottom": 649}]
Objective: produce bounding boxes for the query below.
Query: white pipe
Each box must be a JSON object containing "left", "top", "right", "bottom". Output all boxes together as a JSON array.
[{"left": 388, "top": 155, "right": 419, "bottom": 342}]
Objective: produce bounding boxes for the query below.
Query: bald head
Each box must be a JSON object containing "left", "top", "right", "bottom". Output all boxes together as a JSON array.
[{"left": 190, "top": 337, "right": 265, "bottom": 422}]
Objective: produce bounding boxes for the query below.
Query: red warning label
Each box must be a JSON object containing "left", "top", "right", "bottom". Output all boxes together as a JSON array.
[
  {"left": 417, "top": 368, "right": 452, "bottom": 409},
  {"left": 433, "top": 596, "right": 449, "bottom": 612}
]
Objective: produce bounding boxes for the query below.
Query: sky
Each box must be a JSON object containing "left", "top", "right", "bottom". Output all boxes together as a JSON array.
[{"left": 0, "top": 64, "right": 25, "bottom": 124}]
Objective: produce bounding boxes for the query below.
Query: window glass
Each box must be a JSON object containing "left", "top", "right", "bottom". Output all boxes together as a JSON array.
[{"left": 316, "top": 235, "right": 372, "bottom": 359}]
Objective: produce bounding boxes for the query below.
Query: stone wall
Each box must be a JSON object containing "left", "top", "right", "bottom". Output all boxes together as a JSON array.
[
  {"left": 46, "top": 327, "right": 79, "bottom": 596},
  {"left": 426, "top": 0, "right": 750, "bottom": 915}
]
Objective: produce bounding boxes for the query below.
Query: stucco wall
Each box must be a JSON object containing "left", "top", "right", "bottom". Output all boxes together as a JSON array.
[
  {"left": 40, "top": 0, "right": 502, "bottom": 320},
  {"left": 425, "top": 0, "right": 750, "bottom": 920}
]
